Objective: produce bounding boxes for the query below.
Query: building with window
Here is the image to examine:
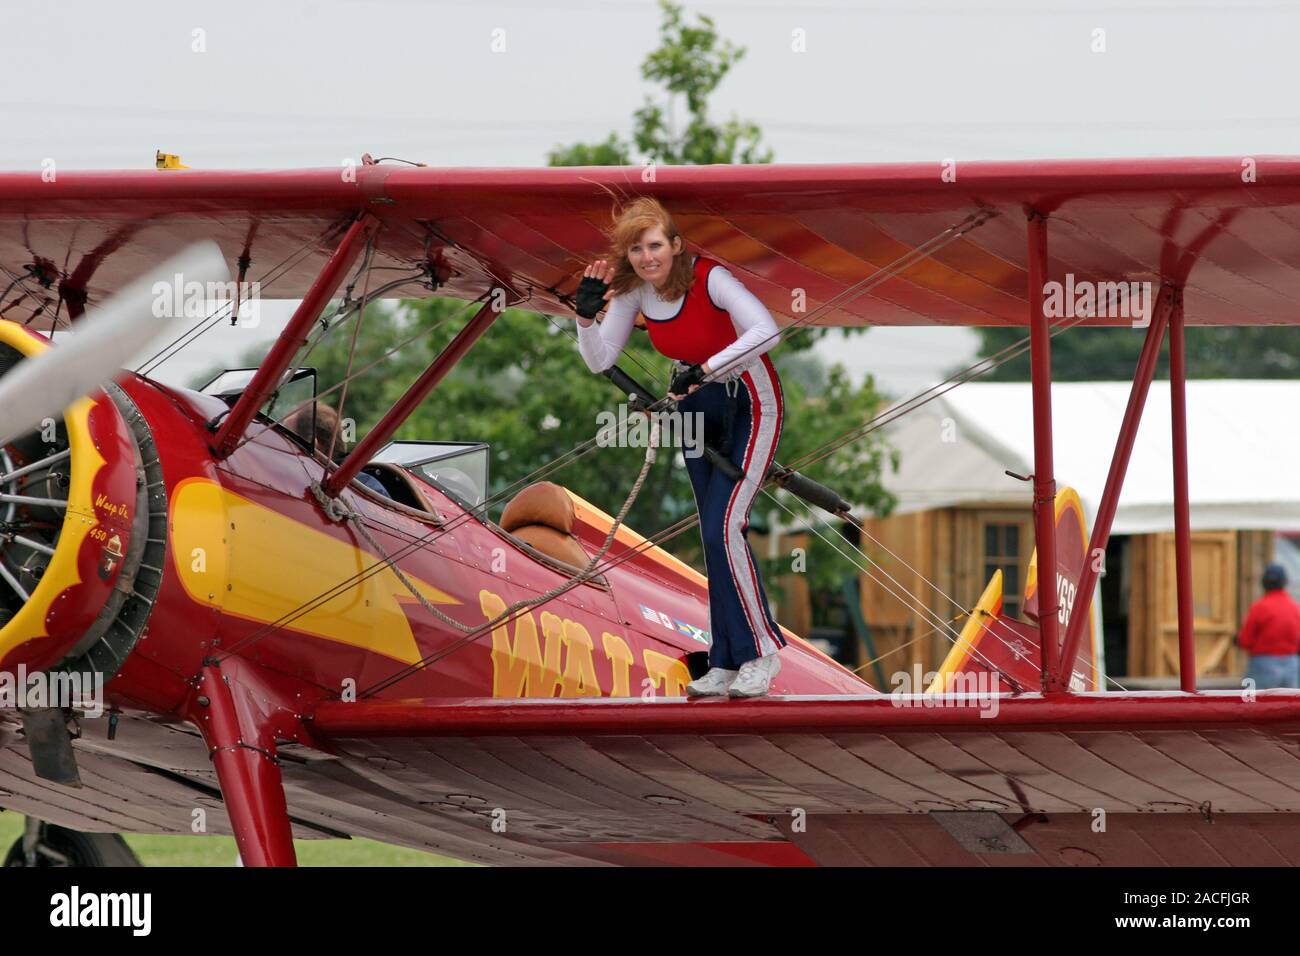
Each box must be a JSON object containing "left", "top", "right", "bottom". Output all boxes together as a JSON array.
[{"left": 762, "top": 381, "right": 1300, "bottom": 688}]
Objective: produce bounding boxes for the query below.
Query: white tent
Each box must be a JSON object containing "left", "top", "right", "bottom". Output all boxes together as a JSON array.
[{"left": 881, "top": 380, "right": 1300, "bottom": 534}]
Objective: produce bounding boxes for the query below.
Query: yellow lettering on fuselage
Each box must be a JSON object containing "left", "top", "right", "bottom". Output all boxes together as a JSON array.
[
  {"left": 643, "top": 648, "right": 691, "bottom": 697},
  {"left": 482, "top": 588, "right": 689, "bottom": 699},
  {"left": 481, "top": 590, "right": 562, "bottom": 697},
  {"left": 601, "top": 632, "right": 634, "bottom": 697},
  {"left": 560, "top": 619, "right": 601, "bottom": 698},
  {"left": 536, "top": 612, "right": 567, "bottom": 698}
]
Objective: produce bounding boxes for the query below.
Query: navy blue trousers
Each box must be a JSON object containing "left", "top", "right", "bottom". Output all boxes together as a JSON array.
[{"left": 678, "top": 355, "right": 786, "bottom": 670}]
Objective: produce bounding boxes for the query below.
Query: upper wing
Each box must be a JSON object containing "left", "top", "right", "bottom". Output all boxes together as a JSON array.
[{"left": 4, "top": 157, "right": 1300, "bottom": 329}]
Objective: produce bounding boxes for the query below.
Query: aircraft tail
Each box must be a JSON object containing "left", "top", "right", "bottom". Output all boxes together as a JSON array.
[{"left": 928, "top": 487, "right": 1104, "bottom": 694}]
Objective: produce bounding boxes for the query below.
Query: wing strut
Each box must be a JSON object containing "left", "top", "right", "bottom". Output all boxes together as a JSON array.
[
  {"left": 1169, "top": 294, "right": 1197, "bottom": 690},
  {"left": 1056, "top": 286, "right": 1176, "bottom": 685},
  {"left": 210, "top": 214, "right": 379, "bottom": 459},
  {"left": 1026, "top": 212, "right": 1064, "bottom": 693},
  {"left": 189, "top": 661, "right": 297, "bottom": 866},
  {"left": 321, "top": 286, "right": 517, "bottom": 496}
]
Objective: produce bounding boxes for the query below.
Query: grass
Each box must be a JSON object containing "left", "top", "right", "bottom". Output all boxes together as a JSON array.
[{"left": 0, "top": 810, "right": 475, "bottom": 866}]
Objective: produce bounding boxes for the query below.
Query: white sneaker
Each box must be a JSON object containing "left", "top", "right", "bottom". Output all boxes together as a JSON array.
[
  {"left": 728, "top": 654, "right": 782, "bottom": 698},
  {"left": 686, "top": 667, "right": 738, "bottom": 697}
]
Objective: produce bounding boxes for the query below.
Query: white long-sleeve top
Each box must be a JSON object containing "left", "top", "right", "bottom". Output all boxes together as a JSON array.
[{"left": 577, "top": 263, "right": 780, "bottom": 378}]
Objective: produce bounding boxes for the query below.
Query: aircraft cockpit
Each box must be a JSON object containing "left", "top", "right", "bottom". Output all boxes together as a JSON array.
[
  {"left": 366, "top": 441, "right": 489, "bottom": 514},
  {"left": 201, "top": 366, "right": 316, "bottom": 424},
  {"left": 199, "top": 368, "right": 489, "bottom": 518}
]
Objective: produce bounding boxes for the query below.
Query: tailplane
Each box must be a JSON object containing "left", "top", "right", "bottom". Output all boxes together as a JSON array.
[{"left": 929, "top": 487, "right": 1104, "bottom": 694}]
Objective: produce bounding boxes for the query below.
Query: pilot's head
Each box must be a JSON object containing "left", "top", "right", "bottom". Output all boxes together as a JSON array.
[{"left": 283, "top": 402, "right": 346, "bottom": 464}]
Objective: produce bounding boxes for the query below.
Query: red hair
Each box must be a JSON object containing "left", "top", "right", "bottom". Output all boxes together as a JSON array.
[{"left": 605, "top": 197, "right": 694, "bottom": 301}]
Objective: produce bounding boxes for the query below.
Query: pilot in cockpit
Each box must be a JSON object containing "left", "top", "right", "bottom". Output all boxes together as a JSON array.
[{"left": 282, "top": 402, "right": 389, "bottom": 498}]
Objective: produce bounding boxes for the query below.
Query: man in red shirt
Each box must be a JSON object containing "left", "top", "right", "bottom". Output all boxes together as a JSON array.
[{"left": 1237, "top": 564, "right": 1300, "bottom": 689}]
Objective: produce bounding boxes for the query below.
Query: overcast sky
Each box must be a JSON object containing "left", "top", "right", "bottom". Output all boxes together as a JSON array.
[{"left": 6, "top": 0, "right": 1300, "bottom": 393}]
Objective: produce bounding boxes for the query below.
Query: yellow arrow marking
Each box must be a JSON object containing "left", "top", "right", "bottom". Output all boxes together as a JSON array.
[{"left": 170, "top": 478, "right": 458, "bottom": 664}]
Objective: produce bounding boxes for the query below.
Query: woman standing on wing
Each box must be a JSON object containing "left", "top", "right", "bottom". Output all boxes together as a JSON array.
[{"left": 573, "top": 197, "right": 786, "bottom": 698}]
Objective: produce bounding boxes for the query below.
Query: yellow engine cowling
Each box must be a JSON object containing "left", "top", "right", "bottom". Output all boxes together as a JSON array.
[{"left": 0, "top": 321, "right": 146, "bottom": 676}]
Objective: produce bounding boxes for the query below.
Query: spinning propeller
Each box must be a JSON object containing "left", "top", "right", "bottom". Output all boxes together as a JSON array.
[{"left": 0, "top": 242, "right": 229, "bottom": 444}]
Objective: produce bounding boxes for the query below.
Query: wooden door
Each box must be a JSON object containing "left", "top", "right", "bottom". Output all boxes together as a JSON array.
[{"left": 1131, "top": 531, "right": 1239, "bottom": 678}]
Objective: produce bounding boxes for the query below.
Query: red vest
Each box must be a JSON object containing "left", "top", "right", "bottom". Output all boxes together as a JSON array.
[{"left": 643, "top": 257, "right": 738, "bottom": 365}]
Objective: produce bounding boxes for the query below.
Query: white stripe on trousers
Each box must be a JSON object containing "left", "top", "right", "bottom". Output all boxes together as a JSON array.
[{"left": 721, "top": 358, "right": 784, "bottom": 657}]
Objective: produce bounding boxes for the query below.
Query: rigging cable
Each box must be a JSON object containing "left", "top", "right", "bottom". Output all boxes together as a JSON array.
[
  {"left": 326, "top": 238, "right": 376, "bottom": 463},
  {"left": 211, "top": 211, "right": 1018, "bottom": 663},
  {"left": 213, "top": 302, "right": 1064, "bottom": 671},
  {"left": 213, "top": 211, "right": 1126, "bottom": 695}
]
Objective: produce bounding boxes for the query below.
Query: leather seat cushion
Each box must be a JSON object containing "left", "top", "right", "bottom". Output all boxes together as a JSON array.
[
  {"left": 500, "top": 481, "right": 575, "bottom": 535},
  {"left": 510, "top": 524, "right": 589, "bottom": 570}
]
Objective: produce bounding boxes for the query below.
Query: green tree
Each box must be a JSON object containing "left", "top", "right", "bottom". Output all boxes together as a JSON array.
[
  {"left": 546, "top": 133, "right": 631, "bottom": 168},
  {"left": 207, "top": 303, "right": 896, "bottom": 588},
  {"left": 548, "top": 0, "right": 772, "bottom": 167},
  {"left": 542, "top": 0, "right": 889, "bottom": 574},
  {"left": 208, "top": 1, "right": 896, "bottom": 589},
  {"left": 974, "top": 324, "right": 1300, "bottom": 381}
]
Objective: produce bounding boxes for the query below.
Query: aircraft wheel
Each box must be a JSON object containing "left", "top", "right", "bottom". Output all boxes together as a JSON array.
[{"left": 3, "top": 822, "right": 141, "bottom": 867}]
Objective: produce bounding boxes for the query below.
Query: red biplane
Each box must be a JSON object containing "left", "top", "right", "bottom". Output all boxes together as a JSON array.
[{"left": 0, "top": 157, "right": 1297, "bottom": 867}]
